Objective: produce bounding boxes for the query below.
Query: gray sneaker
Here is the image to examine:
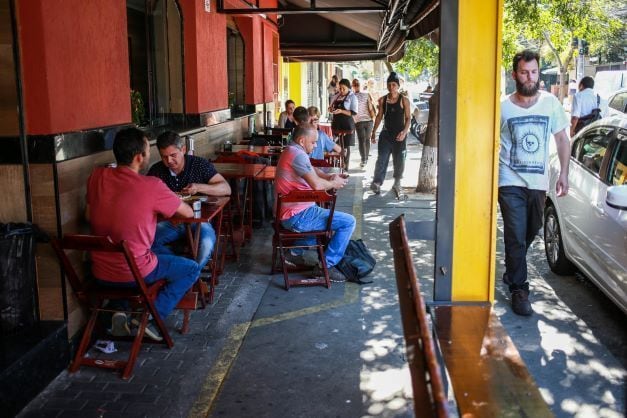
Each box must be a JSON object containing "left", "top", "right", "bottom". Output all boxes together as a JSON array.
[
  {"left": 131, "top": 318, "right": 164, "bottom": 342},
  {"left": 370, "top": 182, "right": 381, "bottom": 194},
  {"left": 110, "top": 312, "right": 130, "bottom": 337},
  {"left": 312, "top": 264, "right": 346, "bottom": 281}
]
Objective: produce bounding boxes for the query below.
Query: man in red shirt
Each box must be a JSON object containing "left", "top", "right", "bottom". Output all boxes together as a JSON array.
[{"left": 86, "top": 128, "right": 200, "bottom": 340}]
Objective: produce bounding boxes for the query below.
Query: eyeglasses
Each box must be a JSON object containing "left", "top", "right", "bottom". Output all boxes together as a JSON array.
[{"left": 311, "top": 118, "right": 319, "bottom": 122}]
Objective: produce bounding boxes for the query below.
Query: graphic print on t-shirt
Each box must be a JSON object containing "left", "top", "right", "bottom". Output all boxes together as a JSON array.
[{"left": 507, "top": 115, "right": 549, "bottom": 174}]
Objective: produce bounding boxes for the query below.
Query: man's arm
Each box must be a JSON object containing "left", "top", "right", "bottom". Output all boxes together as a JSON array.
[
  {"left": 395, "top": 96, "right": 412, "bottom": 141},
  {"left": 569, "top": 116, "right": 579, "bottom": 137},
  {"left": 182, "top": 173, "right": 231, "bottom": 196},
  {"left": 174, "top": 201, "right": 194, "bottom": 218},
  {"left": 302, "top": 170, "right": 347, "bottom": 191},
  {"left": 554, "top": 129, "right": 571, "bottom": 197},
  {"left": 370, "top": 96, "right": 385, "bottom": 143}
]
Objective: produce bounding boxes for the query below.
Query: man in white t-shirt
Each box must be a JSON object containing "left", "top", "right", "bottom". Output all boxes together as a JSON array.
[
  {"left": 499, "top": 50, "right": 571, "bottom": 316},
  {"left": 570, "top": 76, "right": 600, "bottom": 137}
]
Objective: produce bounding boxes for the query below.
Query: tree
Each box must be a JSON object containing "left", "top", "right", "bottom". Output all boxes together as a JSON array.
[
  {"left": 394, "top": 37, "right": 440, "bottom": 82},
  {"left": 503, "top": 0, "right": 624, "bottom": 102}
]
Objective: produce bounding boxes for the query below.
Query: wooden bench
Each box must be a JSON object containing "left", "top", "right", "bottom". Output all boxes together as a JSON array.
[{"left": 389, "top": 215, "right": 554, "bottom": 417}]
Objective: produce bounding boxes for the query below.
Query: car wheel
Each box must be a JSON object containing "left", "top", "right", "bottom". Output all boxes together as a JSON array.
[
  {"left": 543, "top": 205, "right": 575, "bottom": 275},
  {"left": 410, "top": 119, "right": 418, "bottom": 138}
]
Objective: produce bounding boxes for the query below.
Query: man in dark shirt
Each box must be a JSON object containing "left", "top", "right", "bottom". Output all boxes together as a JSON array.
[{"left": 148, "top": 131, "right": 230, "bottom": 271}]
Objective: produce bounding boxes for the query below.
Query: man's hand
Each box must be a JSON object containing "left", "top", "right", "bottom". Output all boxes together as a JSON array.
[
  {"left": 371, "top": 134, "right": 377, "bottom": 144},
  {"left": 182, "top": 183, "right": 199, "bottom": 195},
  {"left": 556, "top": 173, "right": 569, "bottom": 197},
  {"left": 395, "top": 131, "right": 407, "bottom": 142},
  {"left": 330, "top": 174, "right": 348, "bottom": 189}
]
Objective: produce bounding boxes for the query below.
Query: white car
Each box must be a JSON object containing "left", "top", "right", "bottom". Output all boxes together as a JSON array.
[
  {"left": 544, "top": 115, "right": 627, "bottom": 314},
  {"left": 607, "top": 88, "right": 627, "bottom": 117}
]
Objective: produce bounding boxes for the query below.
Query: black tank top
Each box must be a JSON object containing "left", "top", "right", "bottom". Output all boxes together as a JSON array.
[{"left": 382, "top": 94, "right": 405, "bottom": 136}]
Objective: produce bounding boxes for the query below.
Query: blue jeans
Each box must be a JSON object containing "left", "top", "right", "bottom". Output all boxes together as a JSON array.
[
  {"left": 281, "top": 205, "right": 356, "bottom": 268},
  {"left": 373, "top": 130, "right": 407, "bottom": 184},
  {"left": 96, "top": 254, "right": 199, "bottom": 319},
  {"left": 498, "top": 186, "right": 546, "bottom": 292},
  {"left": 152, "top": 221, "right": 216, "bottom": 269}
]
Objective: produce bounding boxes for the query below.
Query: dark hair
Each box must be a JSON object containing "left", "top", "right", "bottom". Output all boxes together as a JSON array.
[
  {"left": 156, "top": 130, "right": 185, "bottom": 150},
  {"left": 292, "top": 124, "right": 317, "bottom": 142},
  {"left": 512, "top": 50, "right": 540, "bottom": 72},
  {"left": 285, "top": 99, "right": 295, "bottom": 108},
  {"left": 113, "top": 128, "right": 147, "bottom": 165},
  {"left": 293, "top": 106, "right": 309, "bottom": 124},
  {"left": 580, "top": 76, "right": 594, "bottom": 89},
  {"left": 387, "top": 72, "right": 400, "bottom": 84},
  {"left": 339, "top": 78, "right": 351, "bottom": 89}
]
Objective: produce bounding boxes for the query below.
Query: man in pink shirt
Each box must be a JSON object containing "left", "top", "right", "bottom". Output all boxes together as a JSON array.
[
  {"left": 86, "top": 128, "right": 200, "bottom": 340},
  {"left": 276, "top": 124, "right": 356, "bottom": 279}
]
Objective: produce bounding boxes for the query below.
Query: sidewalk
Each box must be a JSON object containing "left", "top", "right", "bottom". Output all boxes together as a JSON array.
[{"left": 17, "top": 137, "right": 625, "bottom": 418}]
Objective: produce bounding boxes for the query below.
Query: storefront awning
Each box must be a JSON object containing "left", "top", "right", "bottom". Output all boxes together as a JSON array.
[{"left": 217, "top": 0, "right": 440, "bottom": 62}]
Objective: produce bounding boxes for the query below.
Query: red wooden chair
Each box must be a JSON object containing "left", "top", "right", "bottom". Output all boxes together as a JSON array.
[
  {"left": 51, "top": 235, "right": 195, "bottom": 379},
  {"left": 309, "top": 158, "right": 333, "bottom": 168},
  {"left": 271, "top": 190, "right": 336, "bottom": 290}
]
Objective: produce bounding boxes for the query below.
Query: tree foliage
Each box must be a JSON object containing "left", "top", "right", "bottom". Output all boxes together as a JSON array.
[
  {"left": 503, "top": 0, "right": 624, "bottom": 100},
  {"left": 393, "top": 37, "right": 439, "bottom": 81}
]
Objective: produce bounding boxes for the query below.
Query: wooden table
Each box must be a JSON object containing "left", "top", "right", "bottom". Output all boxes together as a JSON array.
[
  {"left": 218, "top": 145, "right": 284, "bottom": 157},
  {"left": 169, "top": 196, "right": 230, "bottom": 312},
  {"left": 254, "top": 165, "right": 276, "bottom": 181}
]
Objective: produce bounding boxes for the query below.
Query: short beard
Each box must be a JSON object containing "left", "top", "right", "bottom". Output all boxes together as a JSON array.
[{"left": 516, "top": 80, "right": 540, "bottom": 97}]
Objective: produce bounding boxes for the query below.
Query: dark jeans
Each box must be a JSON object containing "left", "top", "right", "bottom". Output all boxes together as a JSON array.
[
  {"left": 498, "top": 186, "right": 546, "bottom": 292},
  {"left": 372, "top": 130, "right": 407, "bottom": 184},
  {"left": 355, "top": 121, "right": 373, "bottom": 163}
]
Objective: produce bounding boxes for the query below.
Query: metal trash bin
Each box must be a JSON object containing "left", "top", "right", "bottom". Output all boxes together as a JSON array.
[{"left": 0, "top": 223, "right": 43, "bottom": 334}]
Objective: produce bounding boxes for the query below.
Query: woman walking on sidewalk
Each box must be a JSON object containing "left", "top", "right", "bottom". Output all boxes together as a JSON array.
[
  {"left": 352, "top": 78, "right": 376, "bottom": 168},
  {"left": 370, "top": 72, "right": 411, "bottom": 194},
  {"left": 329, "top": 78, "right": 358, "bottom": 170}
]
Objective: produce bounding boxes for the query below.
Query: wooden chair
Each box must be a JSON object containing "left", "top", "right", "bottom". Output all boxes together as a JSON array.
[
  {"left": 51, "top": 235, "right": 194, "bottom": 379},
  {"left": 332, "top": 129, "right": 353, "bottom": 169},
  {"left": 309, "top": 158, "right": 333, "bottom": 168},
  {"left": 271, "top": 190, "right": 336, "bottom": 290},
  {"left": 389, "top": 215, "right": 448, "bottom": 418}
]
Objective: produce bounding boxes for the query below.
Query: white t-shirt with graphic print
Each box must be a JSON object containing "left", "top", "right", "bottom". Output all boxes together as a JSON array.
[{"left": 499, "top": 91, "right": 569, "bottom": 191}]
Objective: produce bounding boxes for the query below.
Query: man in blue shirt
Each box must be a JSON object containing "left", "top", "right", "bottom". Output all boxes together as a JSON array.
[
  {"left": 148, "top": 131, "right": 231, "bottom": 271},
  {"left": 307, "top": 106, "right": 342, "bottom": 160}
]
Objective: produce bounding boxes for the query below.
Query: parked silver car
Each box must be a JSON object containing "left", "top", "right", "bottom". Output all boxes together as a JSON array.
[
  {"left": 544, "top": 115, "right": 627, "bottom": 314},
  {"left": 410, "top": 96, "right": 430, "bottom": 143}
]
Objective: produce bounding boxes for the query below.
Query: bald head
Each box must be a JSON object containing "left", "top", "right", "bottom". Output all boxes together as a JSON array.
[{"left": 292, "top": 123, "right": 319, "bottom": 154}]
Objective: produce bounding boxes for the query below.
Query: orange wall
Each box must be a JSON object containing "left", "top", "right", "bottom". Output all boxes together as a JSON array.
[
  {"left": 235, "top": 16, "right": 277, "bottom": 104},
  {"left": 180, "top": 0, "right": 228, "bottom": 113},
  {"left": 17, "top": 0, "right": 130, "bottom": 135}
]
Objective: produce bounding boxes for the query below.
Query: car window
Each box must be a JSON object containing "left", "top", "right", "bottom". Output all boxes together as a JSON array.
[
  {"left": 608, "top": 92, "right": 627, "bottom": 113},
  {"left": 608, "top": 135, "right": 627, "bottom": 186},
  {"left": 577, "top": 128, "right": 613, "bottom": 175}
]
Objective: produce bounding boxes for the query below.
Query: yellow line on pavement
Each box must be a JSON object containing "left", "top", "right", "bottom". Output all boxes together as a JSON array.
[
  {"left": 352, "top": 175, "right": 364, "bottom": 240},
  {"left": 188, "top": 284, "right": 360, "bottom": 418}
]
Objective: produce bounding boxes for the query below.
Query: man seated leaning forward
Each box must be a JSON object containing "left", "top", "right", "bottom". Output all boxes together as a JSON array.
[
  {"left": 275, "top": 124, "right": 356, "bottom": 278},
  {"left": 148, "top": 131, "right": 231, "bottom": 271},
  {"left": 86, "top": 128, "right": 200, "bottom": 339}
]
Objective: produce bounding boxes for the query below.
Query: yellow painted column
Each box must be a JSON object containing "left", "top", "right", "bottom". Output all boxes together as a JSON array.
[
  {"left": 287, "top": 62, "right": 302, "bottom": 106},
  {"left": 451, "top": 0, "right": 503, "bottom": 301}
]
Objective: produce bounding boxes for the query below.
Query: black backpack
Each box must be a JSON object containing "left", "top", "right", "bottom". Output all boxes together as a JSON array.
[
  {"left": 335, "top": 239, "right": 376, "bottom": 284},
  {"left": 574, "top": 95, "right": 602, "bottom": 135}
]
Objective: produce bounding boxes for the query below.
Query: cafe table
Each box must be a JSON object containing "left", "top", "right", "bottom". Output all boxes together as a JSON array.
[
  {"left": 218, "top": 145, "right": 284, "bottom": 157},
  {"left": 169, "top": 196, "right": 230, "bottom": 314},
  {"left": 213, "top": 163, "right": 267, "bottom": 240}
]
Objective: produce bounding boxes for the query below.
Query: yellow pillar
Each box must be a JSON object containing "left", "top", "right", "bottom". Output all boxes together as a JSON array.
[
  {"left": 287, "top": 62, "right": 302, "bottom": 106},
  {"left": 451, "top": 0, "right": 503, "bottom": 301}
]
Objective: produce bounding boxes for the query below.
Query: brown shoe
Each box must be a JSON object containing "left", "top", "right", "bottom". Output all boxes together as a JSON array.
[{"left": 511, "top": 289, "right": 533, "bottom": 316}]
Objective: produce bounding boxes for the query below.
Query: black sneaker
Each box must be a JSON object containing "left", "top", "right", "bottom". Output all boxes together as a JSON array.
[
  {"left": 370, "top": 182, "right": 381, "bottom": 194},
  {"left": 511, "top": 289, "right": 533, "bottom": 316},
  {"left": 110, "top": 312, "right": 131, "bottom": 337},
  {"left": 131, "top": 318, "right": 164, "bottom": 342}
]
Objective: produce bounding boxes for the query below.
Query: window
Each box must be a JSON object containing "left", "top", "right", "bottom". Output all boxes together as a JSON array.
[
  {"left": 608, "top": 135, "right": 627, "bottom": 185},
  {"left": 608, "top": 92, "right": 627, "bottom": 114},
  {"left": 227, "top": 27, "right": 245, "bottom": 112},
  {"left": 576, "top": 128, "right": 613, "bottom": 175},
  {"left": 127, "top": 0, "right": 184, "bottom": 127}
]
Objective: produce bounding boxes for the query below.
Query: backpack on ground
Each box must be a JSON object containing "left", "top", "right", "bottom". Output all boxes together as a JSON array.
[{"left": 335, "top": 239, "right": 376, "bottom": 284}]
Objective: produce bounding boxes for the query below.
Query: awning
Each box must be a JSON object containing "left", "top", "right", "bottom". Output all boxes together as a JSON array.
[{"left": 217, "top": 0, "right": 440, "bottom": 62}]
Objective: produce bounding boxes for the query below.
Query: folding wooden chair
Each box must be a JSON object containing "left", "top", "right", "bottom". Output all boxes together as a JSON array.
[
  {"left": 270, "top": 190, "right": 336, "bottom": 290},
  {"left": 51, "top": 235, "right": 194, "bottom": 379}
]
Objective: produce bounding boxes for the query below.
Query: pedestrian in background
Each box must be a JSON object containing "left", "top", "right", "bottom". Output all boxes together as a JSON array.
[
  {"left": 498, "top": 50, "right": 570, "bottom": 316},
  {"left": 329, "top": 78, "right": 358, "bottom": 170},
  {"left": 352, "top": 78, "right": 376, "bottom": 168}
]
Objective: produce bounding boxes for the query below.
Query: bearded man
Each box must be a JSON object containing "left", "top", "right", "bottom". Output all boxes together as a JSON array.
[{"left": 498, "top": 50, "right": 570, "bottom": 316}]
